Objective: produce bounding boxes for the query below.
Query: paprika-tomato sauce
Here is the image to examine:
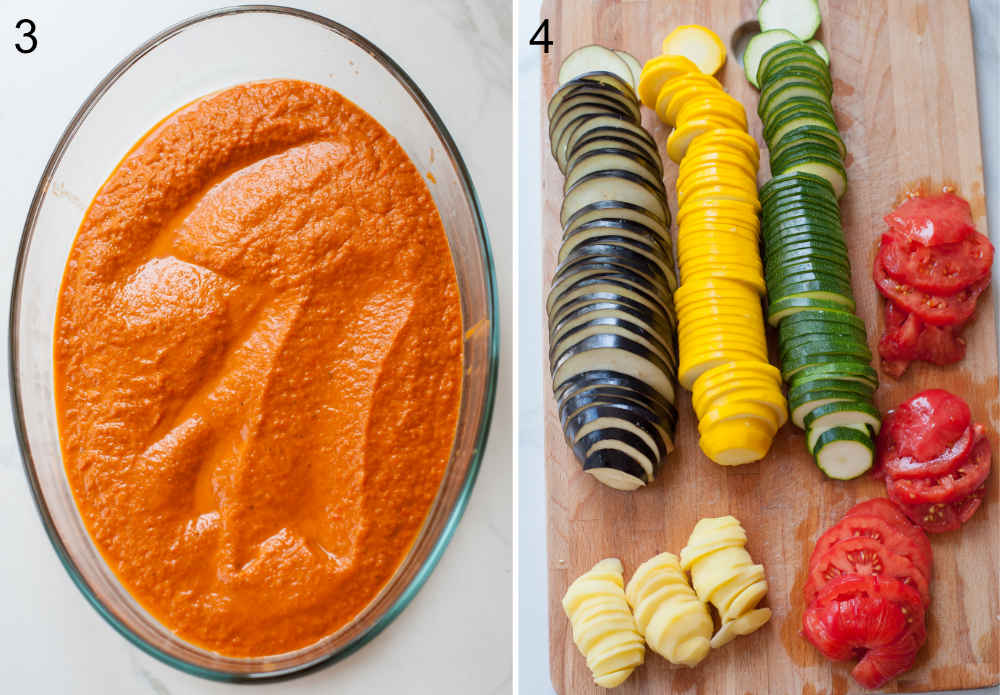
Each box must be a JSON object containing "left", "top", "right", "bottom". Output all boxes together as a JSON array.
[{"left": 54, "top": 80, "right": 463, "bottom": 656}]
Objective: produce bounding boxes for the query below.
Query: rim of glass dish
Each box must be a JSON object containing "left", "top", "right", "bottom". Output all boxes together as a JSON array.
[{"left": 8, "top": 4, "right": 499, "bottom": 683}]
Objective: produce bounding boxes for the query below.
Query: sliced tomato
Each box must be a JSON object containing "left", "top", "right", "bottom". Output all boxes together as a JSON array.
[
  {"left": 888, "top": 389, "right": 972, "bottom": 462},
  {"left": 880, "top": 230, "right": 994, "bottom": 295},
  {"left": 809, "top": 513, "right": 932, "bottom": 581},
  {"left": 886, "top": 431, "right": 991, "bottom": 505},
  {"left": 883, "top": 425, "right": 974, "bottom": 479},
  {"left": 851, "top": 626, "right": 926, "bottom": 691},
  {"left": 805, "top": 536, "right": 930, "bottom": 606},
  {"left": 878, "top": 304, "right": 966, "bottom": 377},
  {"left": 892, "top": 484, "right": 986, "bottom": 534},
  {"left": 802, "top": 575, "right": 926, "bottom": 690},
  {"left": 844, "top": 497, "right": 910, "bottom": 527},
  {"left": 874, "top": 251, "right": 989, "bottom": 326},
  {"left": 884, "top": 192, "right": 975, "bottom": 246}
]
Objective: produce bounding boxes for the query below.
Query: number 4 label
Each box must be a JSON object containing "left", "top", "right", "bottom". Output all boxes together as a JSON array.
[{"left": 530, "top": 19, "right": 553, "bottom": 53}]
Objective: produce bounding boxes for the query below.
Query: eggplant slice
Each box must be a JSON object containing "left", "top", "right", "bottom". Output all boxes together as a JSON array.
[{"left": 546, "top": 56, "right": 679, "bottom": 490}]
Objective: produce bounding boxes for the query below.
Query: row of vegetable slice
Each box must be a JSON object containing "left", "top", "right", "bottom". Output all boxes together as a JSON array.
[
  {"left": 749, "top": 36, "right": 881, "bottom": 479},
  {"left": 639, "top": 47, "right": 787, "bottom": 466},
  {"left": 547, "top": 45, "right": 680, "bottom": 490}
]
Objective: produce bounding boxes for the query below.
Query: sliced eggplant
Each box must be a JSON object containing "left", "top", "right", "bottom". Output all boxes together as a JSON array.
[
  {"left": 551, "top": 334, "right": 677, "bottom": 404},
  {"left": 583, "top": 448, "right": 647, "bottom": 490},
  {"left": 548, "top": 278, "right": 673, "bottom": 325},
  {"left": 572, "top": 428, "right": 657, "bottom": 479},
  {"left": 558, "top": 116, "right": 658, "bottom": 171},
  {"left": 553, "top": 251, "right": 670, "bottom": 289},
  {"left": 561, "top": 171, "right": 670, "bottom": 228},
  {"left": 548, "top": 79, "right": 636, "bottom": 120},
  {"left": 614, "top": 50, "right": 643, "bottom": 89},
  {"left": 557, "top": 234, "right": 670, "bottom": 275},
  {"left": 548, "top": 294, "right": 674, "bottom": 334},
  {"left": 549, "top": 317, "right": 678, "bottom": 372},
  {"left": 562, "top": 201, "right": 670, "bottom": 240},
  {"left": 558, "top": 393, "right": 677, "bottom": 454},
  {"left": 549, "top": 90, "right": 640, "bottom": 130},
  {"left": 563, "top": 218, "right": 671, "bottom": 253},
  {"left": 564, "top": 151, "right": 664, "bottom": 194},
  {"left": 554, "top": 369, "right": 677, "bottom": 418},
  {"left": 558, "top": 242, "right": 676, "bottom": 291},
  {"left": 550, "top": 305, "right": 675, "bottom": 353},
  {"left": 547, "top": 268, "right": 672, "bottom": 318},
  {"left": 550, "top": 260, "right": 673, "bottom": 306},
  {"left": 558, "top": 45, "right": 636, "bottom": 88},
  {"left": 550, "top": 102, "right": 634, "bottom": 160},
  {"left": 568, "top": 130, "right": 664, "bottom": 174}
]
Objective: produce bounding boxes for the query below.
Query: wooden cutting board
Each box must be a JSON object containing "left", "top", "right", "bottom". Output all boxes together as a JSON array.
[{"left": 541, "top": 1, "right": 999, "bottom": 693}]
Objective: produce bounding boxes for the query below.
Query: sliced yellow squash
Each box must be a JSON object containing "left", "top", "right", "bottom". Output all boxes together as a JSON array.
[
  {"left": 637, "top": 54, "right": 700, "bottom": 108},
  {"left": 661, "top": 25, "right": 727, "bottom": 75}
]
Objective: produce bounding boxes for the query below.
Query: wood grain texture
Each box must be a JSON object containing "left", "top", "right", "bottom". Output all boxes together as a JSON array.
[{"left": 541, "top": 1, "right": 999, "bottom": 693}]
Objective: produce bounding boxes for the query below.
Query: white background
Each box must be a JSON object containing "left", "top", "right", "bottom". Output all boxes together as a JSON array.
[
  {"left": 516, "top": 0, "right": 1000, "bottom": 693},
  {"left": 0, "top": 1, "right": 512, "bottom": 693}
]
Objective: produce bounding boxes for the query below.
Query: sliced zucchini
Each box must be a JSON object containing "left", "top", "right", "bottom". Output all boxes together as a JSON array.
[
  {"left": 791, "top": 361, "right": 878, "bottom": 388},
  {"left": 807, "top": 422, "right": 868, "bottom": 455},
  {"left": 778, "top": 159, "right": 847, "bottom": 199},
  {"left": 789, "top": 393, "right": 864, "bottom": 429},
  {"left": 807, "top": 39, "right": 830, "bottom": 65},
  {"left": 803, "top": 401, "right": 882, "bottom": 436},
  {"left": 812, "top": 427, "right": 874, "bottom": 480},
  {"left": 767, "top": 295, "right": 852, "bottom": 325},
  {"left": 743, "top": 32, "right": 799, "bottom": 89}
]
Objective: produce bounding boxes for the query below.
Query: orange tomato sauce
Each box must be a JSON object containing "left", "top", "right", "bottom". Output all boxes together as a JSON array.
[{"left": 53, "top": 80, "right": 463, "bottom": 657}]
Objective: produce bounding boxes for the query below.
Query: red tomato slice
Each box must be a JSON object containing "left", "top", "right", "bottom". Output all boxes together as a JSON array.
[
  {"left": 884, "top": 192, "right": 975, "bottom": 246},
  {"left": 809, "top": 513, "right": 932, "bottom": 581},
  {"left": 880, "top": 230, "right": 994, "bottom": 295},
  {"left": 886, "top": 430, "right": 991, "bottom": 505},
  {"left": 874, "top": 250, "right": 990, "bottom": 326},
  {"left": 805, "top": 536, "right": 930, "bottom": 606},
  {"left": 844, "top": 497, "right": 910, "bottom": 527},
  {"left": 891, "top": 484, "right": 986, "bottom": 534},
  {"left": 888, "top": 389, "right": 972, "bottom": 461},
  {"left": 802, "top": 575, "right": 926, "bottom": 690},
  {"left": 878, "top": 304, "right": 966, "bottom": 377},
  {"left": 883, "top": 425, "right": 974, "bottom": 479}
]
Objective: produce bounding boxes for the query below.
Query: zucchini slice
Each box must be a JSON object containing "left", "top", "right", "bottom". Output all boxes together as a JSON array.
[
  {"left": 742, "top": 31, "right": 799, "bottom": 89},
  {"left": 803, "top": 401, "right": 882, "bottom": 435},
  {"left": 788, "top": 391, "right": 869, "bottom": 428},
  {"left": 807, "top": 39, "right": 830, "bottom": 65},
  {"left": 812, "top": 427, "right": 874, "bottom": 480}
]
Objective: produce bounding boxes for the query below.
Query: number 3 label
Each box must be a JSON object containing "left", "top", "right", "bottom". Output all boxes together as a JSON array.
[{"left": 16, "top": 18, "right": 37, "bottom": 54}]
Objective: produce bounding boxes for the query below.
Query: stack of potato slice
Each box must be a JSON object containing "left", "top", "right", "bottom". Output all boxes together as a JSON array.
[
  {"left": 547, "top": 45, "right": 680, "bottom": 491},
  {"left": 638, "top": 32, "right": 787, "bottom": 466}
]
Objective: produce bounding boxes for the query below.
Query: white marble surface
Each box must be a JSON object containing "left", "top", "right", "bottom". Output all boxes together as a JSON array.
[
  {"left": 516, "top": 0, "right": 1000, "bottom": 693},
  {"left": 0, "top": 1, "right": 511, "bottom": 693}
]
